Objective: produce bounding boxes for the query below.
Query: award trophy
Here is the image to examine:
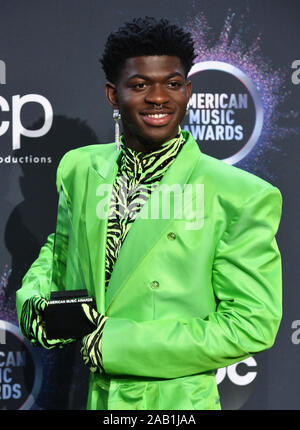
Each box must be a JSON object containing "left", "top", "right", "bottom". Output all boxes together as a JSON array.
[{"left": 44, "top": 184, "right": 96, "bottom": 339}]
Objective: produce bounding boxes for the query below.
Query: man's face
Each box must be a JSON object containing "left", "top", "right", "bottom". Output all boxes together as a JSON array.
[{"left": 105, "top": 55, "right": 192, "bottom": 151}]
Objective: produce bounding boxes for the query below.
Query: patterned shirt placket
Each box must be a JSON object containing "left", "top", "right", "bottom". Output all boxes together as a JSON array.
[{"left": 104, "top": 132, "right": 186, "bottom": 293}]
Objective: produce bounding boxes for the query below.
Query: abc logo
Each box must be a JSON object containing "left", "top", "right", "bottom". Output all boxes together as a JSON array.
[
  {"left": 216, "top": 357, "right": 258, "bottom": 410},
  {"left": 0, "top": 59, "right": 53, "bottom": 151},
  {"left": 0, "top": 94, "right": 53, "bottom": 150},
  {"left": 216, "top": 357, "right": 257, "bottom": 386}
]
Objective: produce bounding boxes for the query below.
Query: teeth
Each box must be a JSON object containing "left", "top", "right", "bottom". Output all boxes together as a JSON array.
[{"left": 146, "top": 113, "right": 168, "bottom": 118}]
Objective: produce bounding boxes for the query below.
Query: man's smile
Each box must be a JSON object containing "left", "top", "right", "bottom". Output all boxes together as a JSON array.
[{"left": 140, "top": 111, "right": 173, "bottom": 126}]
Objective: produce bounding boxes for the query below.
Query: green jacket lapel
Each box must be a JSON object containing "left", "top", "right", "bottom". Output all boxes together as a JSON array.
[{"left": 85, "top": 146, "right": 121, "bottom": 313}]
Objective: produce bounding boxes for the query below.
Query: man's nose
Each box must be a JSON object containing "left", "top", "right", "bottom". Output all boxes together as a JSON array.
[{"left": 145, "top": 83, "right": 169, "bottom": 105}]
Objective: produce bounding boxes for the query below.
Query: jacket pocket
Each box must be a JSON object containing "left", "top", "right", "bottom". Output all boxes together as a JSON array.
[
  {"left": 107, "top": 372, "right": 220, "bottom": 410},
  {"left": 180, "top": 373, "right": 221, "bottom": 410}
]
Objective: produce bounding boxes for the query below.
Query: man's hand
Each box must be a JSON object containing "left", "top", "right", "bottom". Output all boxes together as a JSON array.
[
  {"left": 20, "top": 296, "right": 75, "bottom": 349},
  {"left": 80, "top": 304, "right": 108, "bottom": 373}
]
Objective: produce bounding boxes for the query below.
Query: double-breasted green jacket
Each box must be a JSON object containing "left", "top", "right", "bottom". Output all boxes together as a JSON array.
[{"left": 16, "top": 130, "right": 282, "bottom": 410}]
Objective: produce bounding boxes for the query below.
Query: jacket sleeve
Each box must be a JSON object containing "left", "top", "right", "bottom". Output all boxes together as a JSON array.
[
  {"left": 101, "top": 185, "right": 283, "bottom": 379},
  {"left": 16, "top": 153, "right": 69, "bottom": 329}
]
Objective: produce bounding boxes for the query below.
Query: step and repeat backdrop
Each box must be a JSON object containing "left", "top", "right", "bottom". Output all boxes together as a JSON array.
[{"left": 0, "top": 0, "right": 299, "bottom": 410}]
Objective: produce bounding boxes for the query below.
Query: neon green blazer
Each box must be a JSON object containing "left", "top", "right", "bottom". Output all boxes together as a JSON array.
[{"left": 16, "top": 131, "right": 282, "bottom": 410}]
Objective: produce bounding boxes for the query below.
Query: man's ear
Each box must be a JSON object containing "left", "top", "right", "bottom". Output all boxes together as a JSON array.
[
  {"left": 186, "top": 79, "right": 192, "bottom": 103},
  {"left": 105, "top": 82, "right": 118, "bottom": 108}
]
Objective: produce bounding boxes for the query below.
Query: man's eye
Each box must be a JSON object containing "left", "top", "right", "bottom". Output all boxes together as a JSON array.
[
  {"left": 133, "top": 83, "right": 146, "bottom": 89},
  {"left": 168, "top": 81, "right": 182, "bottom": 88}
]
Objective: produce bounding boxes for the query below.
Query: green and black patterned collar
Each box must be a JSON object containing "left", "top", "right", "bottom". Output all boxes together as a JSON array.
[{"left": 119, "top": 128, "right": 186, "bottom": 182}]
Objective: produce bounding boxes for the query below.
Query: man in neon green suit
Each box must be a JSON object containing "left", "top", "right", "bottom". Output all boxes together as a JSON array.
[{"left": 16, "top": 17, "right": 282, "bottom": 410}]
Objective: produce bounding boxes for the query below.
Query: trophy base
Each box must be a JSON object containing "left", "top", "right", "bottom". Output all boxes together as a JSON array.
[{"left": 44, "top": 290, "right": 97, "bottom": 339}]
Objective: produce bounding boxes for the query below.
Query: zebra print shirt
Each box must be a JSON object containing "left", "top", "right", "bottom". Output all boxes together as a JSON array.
[
  {"left": 84, "top": 130, "right": 186, "bottom": 373},
  {"left": 105, "top": 130, "right": 186, "bottom": 292}
]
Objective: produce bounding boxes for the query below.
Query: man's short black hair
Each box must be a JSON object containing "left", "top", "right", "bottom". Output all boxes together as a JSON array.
[{"left": 100, "top": 16, "right": 196, "bottom": 84}]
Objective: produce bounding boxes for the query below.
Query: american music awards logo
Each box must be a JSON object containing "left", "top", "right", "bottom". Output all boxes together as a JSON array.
[
  {"left": 183, "top": 11, "right": 299, "bottom": 176},
  {"left": 0, "top": 320, "right": 42, "bottom": 410},
  {"left": 183, "top": 61, "right": 263, "bottom": 165}
]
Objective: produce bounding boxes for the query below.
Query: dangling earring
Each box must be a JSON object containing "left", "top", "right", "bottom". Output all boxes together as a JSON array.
[{"left": 113, "top": 109, "right": 121, "bottom": 151}]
